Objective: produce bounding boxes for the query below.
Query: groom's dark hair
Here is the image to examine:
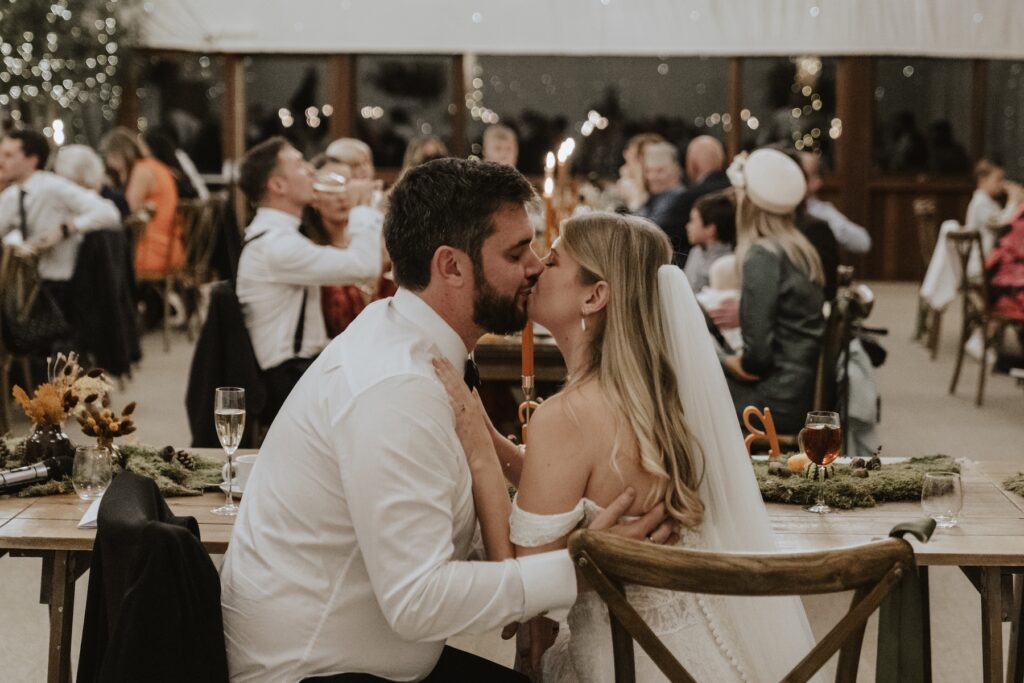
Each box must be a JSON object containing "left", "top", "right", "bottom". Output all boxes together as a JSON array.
[{"left": 384, "top": 157, "right": 536, "bottom": 291}]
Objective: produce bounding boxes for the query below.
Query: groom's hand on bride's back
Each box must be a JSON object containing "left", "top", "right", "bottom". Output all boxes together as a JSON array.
[{"left": 589, "top": 487, "right": 680, "bottom": 545}]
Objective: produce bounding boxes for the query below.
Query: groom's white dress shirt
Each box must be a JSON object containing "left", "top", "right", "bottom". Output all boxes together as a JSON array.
[{"left": 220, "top": 288, "right": 578, "bottom": 682}]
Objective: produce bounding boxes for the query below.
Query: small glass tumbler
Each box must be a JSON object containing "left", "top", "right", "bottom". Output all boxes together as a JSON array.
[
  {"left": 921, "top": 471, "right": 963, "bottom": 528},
  {"left": 73, "top": 445, "right": 113, "bottom": 501}
]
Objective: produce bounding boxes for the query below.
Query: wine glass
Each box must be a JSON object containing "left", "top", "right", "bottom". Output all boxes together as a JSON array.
[
  {"left": 800, "top": 411, "right": 842, "bottom": 514},
  {"left": 72, "top": 445, "right": 113, "bottom": 501},
  {"left": 212, "top": 387, "right": 245, "bottom": 516},
  {"left": 921, "top": 472, "right": 963, "bottom": 528}
]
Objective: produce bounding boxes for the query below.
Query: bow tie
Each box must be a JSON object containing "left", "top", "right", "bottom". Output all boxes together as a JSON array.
[{"left": 463, "top": 358, "right": 481, "bottom": 391}]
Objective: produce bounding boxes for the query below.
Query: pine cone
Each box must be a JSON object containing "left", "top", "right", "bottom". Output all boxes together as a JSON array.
[
  {"left": 175, "top": 450, "right": 197, "bottom": 471},
  {"left": 160, "top": 445, "right": 176, "bottom": 463}
]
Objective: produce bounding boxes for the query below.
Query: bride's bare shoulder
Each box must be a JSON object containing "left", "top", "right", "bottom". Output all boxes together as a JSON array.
[{"left": 530, "top": 379, "right": 616, "bottom": 443}]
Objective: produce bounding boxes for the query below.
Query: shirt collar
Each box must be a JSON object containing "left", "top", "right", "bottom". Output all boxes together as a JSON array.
[
  {"left": 248, "top": 207, "right": 302, "bottom": 236},
  {"left": 20, "top": 170, "right": 46, "bottom": 193},
  {"left": 391, "top": 288, "right": 469, "bottom": 368}
]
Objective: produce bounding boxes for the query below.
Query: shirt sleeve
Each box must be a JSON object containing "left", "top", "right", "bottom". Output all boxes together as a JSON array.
[
  {"left": 54, "top": 177, "right": 121, "bottom": 233},
  {"left": 334, "top": 375, "right": 577, "bottom": 642},
  {"left": 739, "top": 245, "right": 782, "bottom": 376},
  {"left": 812, "top": 201, "right": 872, "bottom": 254},
  {"left": 264, "top": 206, "right": 382, "bottom": 286}
]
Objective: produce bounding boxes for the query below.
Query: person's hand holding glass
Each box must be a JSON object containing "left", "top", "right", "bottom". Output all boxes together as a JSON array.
[
  {"left": 800, "top": 411, "right": 842, "bottom": 514},
  {"left": 212, "top": 387, "right": 245, "bottom": 516}
]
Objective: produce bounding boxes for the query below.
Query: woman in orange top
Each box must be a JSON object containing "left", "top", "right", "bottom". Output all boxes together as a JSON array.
[{"left": 100, "top": 127, "right": 183, "bottom": 278}]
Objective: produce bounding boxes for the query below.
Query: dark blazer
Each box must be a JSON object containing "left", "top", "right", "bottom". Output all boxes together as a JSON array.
[
  {"left": 673, "top": 170, "right": 733, "bottom": 266},
  {"left": 77, "top": 472, "right": 229, "bottom": 683},
  {"left": 70, "top": 229, "right": 142, "bottom": 377},
  {"left": 185, "top": 280, "right": 267, "bottom": 447},
  {"left": 797, "top": 212, "right": 840, "bottom": 301}
]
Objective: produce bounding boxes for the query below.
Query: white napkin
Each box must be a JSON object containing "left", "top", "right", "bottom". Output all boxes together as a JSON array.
[{"left": 77, "top": 498, "right": 102, "bottom": 529}]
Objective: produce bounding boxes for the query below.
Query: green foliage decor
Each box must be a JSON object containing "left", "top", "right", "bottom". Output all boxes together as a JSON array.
[{"left": 755, "top": 455, "right": 960, "bottom": 510}]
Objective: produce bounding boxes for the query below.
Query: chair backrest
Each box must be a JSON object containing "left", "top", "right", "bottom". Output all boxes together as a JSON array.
[
  {"left": 181, "top": 193, "right": 227, "bottom": 283},
  {"left": 945, "top": 229, "right": 993, "bottom": 328},
  {"left": 569, "top": 529, "right": 915, "bottom": 683},
  {"left": 912, "top": 197, "right": 939, "bottom": 269}
]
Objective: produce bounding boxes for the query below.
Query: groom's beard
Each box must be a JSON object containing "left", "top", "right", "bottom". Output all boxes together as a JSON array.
[{"left": 472, "top": 271, "right": 529, "bottom": 335}]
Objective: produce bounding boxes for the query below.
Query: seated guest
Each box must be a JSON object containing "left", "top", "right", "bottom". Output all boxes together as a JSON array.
[
  {"left": 303, "top": 154, "right": 387, "bottom": 337},
  {"left": 401, "top": 135, "right": 449, "bottom": 175},
  {"left": 100, "top": 127, "right": 184, "bottom": 279},
  {"left": 482, "top": 124, "right": 518, "bottom": 167},
  {"left": 0, "top": 129, "right": 121, "bottom": 344},
  {"left": 235, "top": 137, "right": 382, "bottom": 425},
  {"left": 683, "top": 191, "right": 735, "bottom": 292},
  {"left": 986, "top": 200, "right": 1024, "bottom": 322},
  {"left": 721, "top": 149, "right": 826, "bottom": 434},
  {"left": 635, "top": 141, "right": 688, "bottom": 258},
  {"left": 673, "top": 135, "right": 733, "bottom": 255},
  {"left": 616, "top": 133, "right": 665, "bottom": 212},
  {"left": 799, "top": 151, "right": 872, "bottom": 254},
  {"left": 143, "top": 128, "right": 202, "bottom": 200},
  {"left": 325, "top": 137, "right": 376, "bottom": 180},
  {"left": 967, "top": 159, "right": 1024, "bottom": 256}
]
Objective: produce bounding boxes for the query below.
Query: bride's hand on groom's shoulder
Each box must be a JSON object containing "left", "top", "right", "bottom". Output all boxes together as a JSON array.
[
  {"left": 432, "top": 357, "right": 495, "bottom": 467},
  {"left": 590, "top": 488, "right": 680, "bottom": 546}
]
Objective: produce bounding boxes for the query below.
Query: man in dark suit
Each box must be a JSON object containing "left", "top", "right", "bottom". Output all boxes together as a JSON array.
[{"left": 673, "top": 135, "right": 733, "bottom": 267}]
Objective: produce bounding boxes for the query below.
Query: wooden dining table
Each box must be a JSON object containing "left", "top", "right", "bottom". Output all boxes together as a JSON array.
[{"left": 1, "top": 454, "right": 1021, "bottom": 683}]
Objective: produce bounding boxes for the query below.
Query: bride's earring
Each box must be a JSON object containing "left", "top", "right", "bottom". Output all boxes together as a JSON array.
[{"left": 580, "top": 316, "right": 587, "bottom": 332}]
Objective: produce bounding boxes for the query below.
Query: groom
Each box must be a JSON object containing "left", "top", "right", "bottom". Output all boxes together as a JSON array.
[{"left": 220, "top": 158, "right": 673, "bottom": 682}]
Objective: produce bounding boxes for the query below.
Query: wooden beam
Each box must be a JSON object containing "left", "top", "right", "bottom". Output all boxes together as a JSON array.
[
  {"left": 835, "top": 57, "right": 875, "bottom": 275},
  {"left": 116, "top": 71, "right": 139, "bottom": 130},
  {"left": 970, "top": 59, "right": 989, "bottom": 163},
  {"left": 222, "top": 54, "right": 246, "bottom": 164},
  {"left": 326, "top": 55, "right": 357, "bottom": 141},
  {"left": 450, "top": 55, "right": 468, "bottom": 158},
  {"left": 726, "top": 57, "right": 743, "bottom": 160}
]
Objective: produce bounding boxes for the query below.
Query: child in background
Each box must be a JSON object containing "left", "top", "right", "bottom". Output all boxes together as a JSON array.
[{"left": 683, "top": 190, "right": 735, "bottom": 292}]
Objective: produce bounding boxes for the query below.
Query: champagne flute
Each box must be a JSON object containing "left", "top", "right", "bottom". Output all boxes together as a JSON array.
[
  {"left": 800, "top": 411, "right": 842, "bottom": 514},
  {"left": 212, "top": 387, "right": 245, "bottom": 516}
]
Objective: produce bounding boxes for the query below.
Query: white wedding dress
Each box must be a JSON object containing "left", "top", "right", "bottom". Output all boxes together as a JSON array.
[{"left": 511, "top": 498, "right": 756, "bottom": 683}]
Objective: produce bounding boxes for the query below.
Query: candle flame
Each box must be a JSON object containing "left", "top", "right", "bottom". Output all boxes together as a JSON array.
[
  {"left": 557, "top": 138, "right": 576, "bottom": 163},
  {"left": 543, "top": 177, "right": 554, "bottom": 196},
  {"left": 545, "top": 152, "right": 556, "bottom": 171}
]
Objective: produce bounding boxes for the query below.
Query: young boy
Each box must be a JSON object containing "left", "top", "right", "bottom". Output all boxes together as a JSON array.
[{"left": 683, "top": 191, "right": 736, "bottom": 292}]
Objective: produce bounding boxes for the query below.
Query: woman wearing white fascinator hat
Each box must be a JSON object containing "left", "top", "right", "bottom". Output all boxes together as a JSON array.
[{"left": 721, "top": 147, "right": 827, "bottom": 434}]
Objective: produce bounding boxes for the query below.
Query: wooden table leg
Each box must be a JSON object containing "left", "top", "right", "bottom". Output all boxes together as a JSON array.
[
  {"left": 1008, "top": 574, "right": 1024, "bottom": 683},
  {"left": 981, "top": 567, "right": 1004, "bottom": 683},
  {"left": 38, "top": 550, "right": 90, "bottom": 683}
]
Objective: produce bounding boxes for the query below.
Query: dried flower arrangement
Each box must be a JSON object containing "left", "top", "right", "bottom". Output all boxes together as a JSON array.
[
  {"left": 10, "top": 353, "right": 108, "bottom": 427},
  {"left": 77, "top": 398, "right": 137, "bottom": 467}
]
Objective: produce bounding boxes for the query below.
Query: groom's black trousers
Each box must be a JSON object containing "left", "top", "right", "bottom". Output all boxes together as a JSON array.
[{"left": 302, "top": 646, "right": 529, "bottom": 682}]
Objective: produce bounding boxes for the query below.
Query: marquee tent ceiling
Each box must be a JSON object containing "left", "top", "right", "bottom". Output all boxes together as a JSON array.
[{"left": 142, "top": 0, "right": 1024, "bottom": 59}]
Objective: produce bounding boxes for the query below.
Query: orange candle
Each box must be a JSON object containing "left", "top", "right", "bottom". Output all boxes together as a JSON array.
[
  {"left": 543, "top": 179, "right": 556, "bottom": 249},
  {"left": 521, "top": 319, "right": 534, "bottom": 377}
]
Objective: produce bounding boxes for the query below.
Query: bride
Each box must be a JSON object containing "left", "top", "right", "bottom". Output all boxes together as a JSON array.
[{"left": 434, "top": 211, "right": 823, "bottom": 682}]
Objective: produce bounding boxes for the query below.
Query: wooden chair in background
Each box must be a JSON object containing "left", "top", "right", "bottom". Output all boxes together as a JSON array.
[
  {"left": 946, "top": 228, "right": 1015, "bottom": 406},
  {"left": 913, "top": 199, "right": 944, "bottom": 359},
  {"left": 0, "top": 247, "right": 39, "bottom": 433},
  {"left": 568, "top": 528, "right": 918, "bottom": 683},
  {"left": 179, "top": 193, "right": 228, "bottom": 339}
]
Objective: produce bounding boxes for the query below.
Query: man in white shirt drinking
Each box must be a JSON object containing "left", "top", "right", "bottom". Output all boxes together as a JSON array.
[
  {"left": 221, "top": 158, "right": 673, "bottom": 682},
  {"left": 234, "top": 137, "right": 383, "bottom": 426},
  {"left": 0, "top": 128, "right": 122, "bottom": 356}
]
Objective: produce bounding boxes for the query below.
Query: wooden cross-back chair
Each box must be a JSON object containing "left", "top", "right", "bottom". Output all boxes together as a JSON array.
[
  {"left": 945, "top": 228, "right": 1018, "bottom": 406},
  {"left": 0, "top": 246, "right": 40, "bottom": 433},
  {"left": 569, "top": 529, "right": 917, "bottom": 683},
  {"left": 179, "top": 193, "right": 227, "bottom": 340}
]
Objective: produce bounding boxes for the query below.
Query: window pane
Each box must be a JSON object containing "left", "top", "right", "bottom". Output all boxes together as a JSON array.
[
  {"left": 244, "top": 56, "right": 330, "bottom": 160},
  {"left": 873, "top": 58, "right": 972, "bottom": 175},
  {"left": 468, "top": 56, "right": 728, "bottom": 176},
  {"left": 741, "top": 56, "right": 837, "bottom": 168},
  {"left": 987, "top": 60, "right": 1024, "bottom": 180},
  {"left": 356, "top": 55, "right": 454, "bottom": 168},
  {"left": 137, "top": 54, "right": 225, "bottom": 174}
]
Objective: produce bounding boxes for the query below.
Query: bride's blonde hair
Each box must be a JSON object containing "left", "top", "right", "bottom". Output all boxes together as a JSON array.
[{"left": 560, "top": 212, "right": 705, "bottom": 529}]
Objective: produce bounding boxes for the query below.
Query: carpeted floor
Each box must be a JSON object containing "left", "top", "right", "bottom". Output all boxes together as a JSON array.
[{"left": 1, "top": 281, "right": 1021, "bottom": 681}]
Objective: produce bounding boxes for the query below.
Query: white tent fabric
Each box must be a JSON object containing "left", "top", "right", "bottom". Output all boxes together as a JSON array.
[{"left": 142, "top": 0, "right": 1024, "bottom": 58}]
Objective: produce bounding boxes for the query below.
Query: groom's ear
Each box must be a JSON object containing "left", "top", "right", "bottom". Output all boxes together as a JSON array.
[
  {"left": 432, "top": 245, "right": 470, "bottom": 288},
  {"left": 581, "top": 280, "right": 610, "bottom": 316}
]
